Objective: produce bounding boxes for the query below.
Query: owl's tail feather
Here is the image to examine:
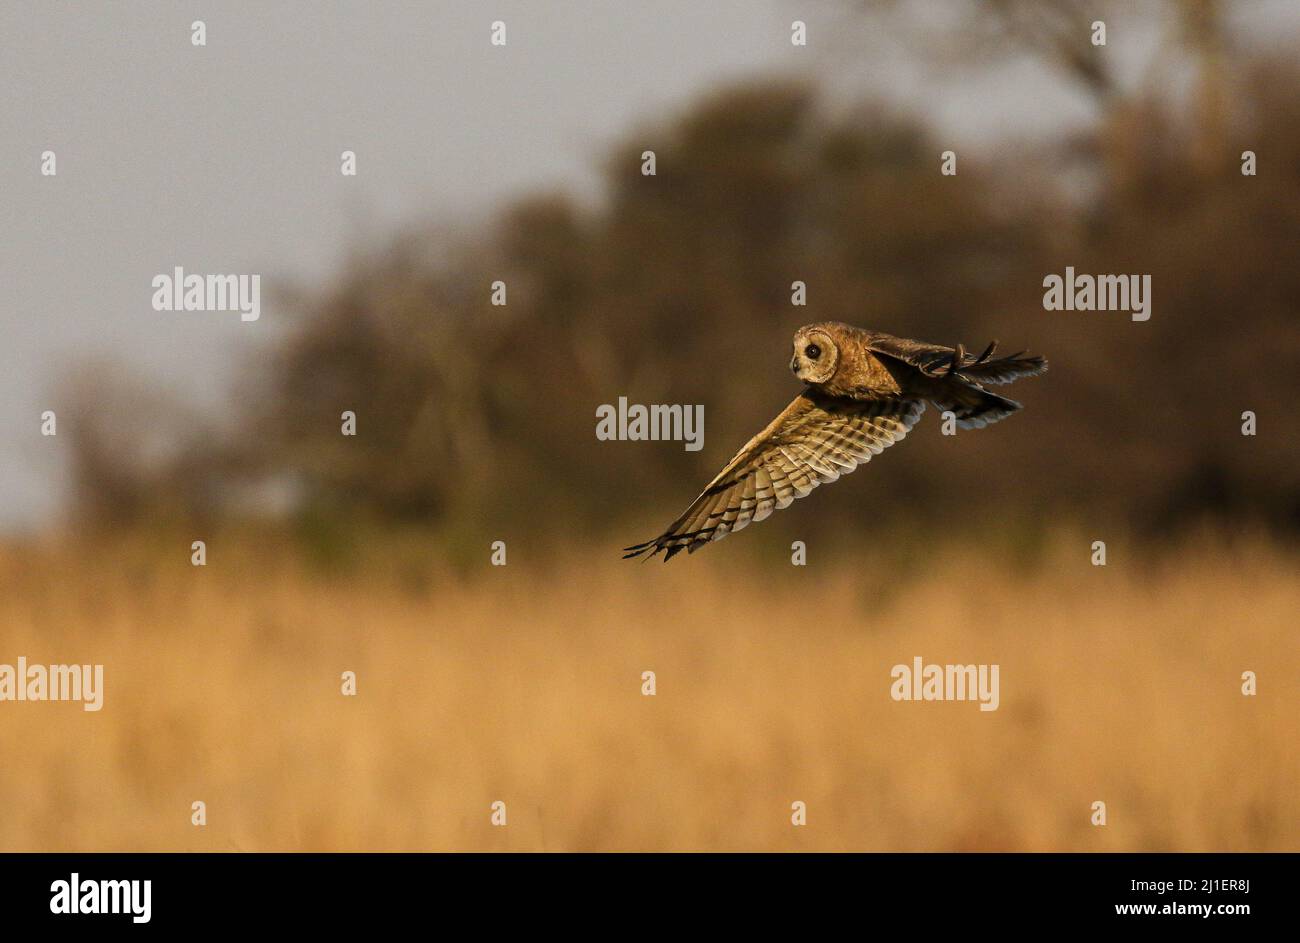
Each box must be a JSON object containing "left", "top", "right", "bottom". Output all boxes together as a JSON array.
[{"left": 933, "top": 381, "right": 1023, "bottom": 430}]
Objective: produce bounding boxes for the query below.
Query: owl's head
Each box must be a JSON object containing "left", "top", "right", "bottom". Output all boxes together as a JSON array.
[{"left": 790, "top": 324, "right": 840, "bottom": 385}]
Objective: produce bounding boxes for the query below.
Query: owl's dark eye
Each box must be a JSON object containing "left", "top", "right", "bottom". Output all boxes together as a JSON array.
[{"left": 805, "top": 344, "right": 821, "bottom": 360}]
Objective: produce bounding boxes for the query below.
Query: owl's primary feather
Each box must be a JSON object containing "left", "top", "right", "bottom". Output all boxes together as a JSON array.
[
  {"left": 864, "top": 332, "right": 1047, "bottom": 386},
  {"left": 624, "top": 321, "right": 1046, "bottom": 561}
]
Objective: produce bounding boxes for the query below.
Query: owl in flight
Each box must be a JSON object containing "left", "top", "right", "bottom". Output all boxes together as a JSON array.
[{"left": 624, "top": 321, "right": 1046, "bottom": 560}]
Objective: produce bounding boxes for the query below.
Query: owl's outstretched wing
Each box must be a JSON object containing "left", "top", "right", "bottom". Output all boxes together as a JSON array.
[
  {"left": 623, "top": 391, "right": 925, "bottom": 561},
  {"left": 867, "top": 332, "right": 1047, "bottom": 385}
]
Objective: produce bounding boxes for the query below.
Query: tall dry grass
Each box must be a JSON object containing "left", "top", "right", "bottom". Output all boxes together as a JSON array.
[{"left": 0, "top": 531, "right": 1295, "bottom": 851}]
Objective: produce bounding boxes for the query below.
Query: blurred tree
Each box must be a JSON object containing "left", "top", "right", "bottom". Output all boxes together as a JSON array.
[{"left": 61, "top": 36, "right": 1300, "bottom": 544}]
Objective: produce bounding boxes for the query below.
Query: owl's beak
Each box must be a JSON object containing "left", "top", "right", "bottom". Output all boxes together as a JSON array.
[{"left": 790, "top": 355, "right": 799, "bottom": 374}]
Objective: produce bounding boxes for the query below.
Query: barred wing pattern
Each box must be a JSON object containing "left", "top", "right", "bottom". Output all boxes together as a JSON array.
[{"left": 624, "top": 392, "right": 925, "bottom": 560}]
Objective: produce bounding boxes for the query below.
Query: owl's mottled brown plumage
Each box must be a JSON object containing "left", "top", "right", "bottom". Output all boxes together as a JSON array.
[{"left": 624, "top": 321, "right": 1046, "bottom": 560}]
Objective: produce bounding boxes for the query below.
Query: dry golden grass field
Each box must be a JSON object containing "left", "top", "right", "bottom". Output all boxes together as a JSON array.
[{"left": 0, "top": 531, "right": 1295, "bottom": 851}]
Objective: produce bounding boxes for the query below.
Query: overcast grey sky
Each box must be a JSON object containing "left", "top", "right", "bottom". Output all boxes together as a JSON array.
[{"left": 1, "top": 1, "right": 1294, "bottom": 529}]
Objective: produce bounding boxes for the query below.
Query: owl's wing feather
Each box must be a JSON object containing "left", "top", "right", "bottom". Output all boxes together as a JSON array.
[
  {"left": 623, "top": 391, "right": 925, "bottom": 561},
  {"left": 959, "top": 351, "right": 1047, "bottom": 385},
  {"left": 865, "top": 332, "right": 960, "bottom": 376},
  {"left": 867, "top": 332, "right": 1046, "bottom": 385}
]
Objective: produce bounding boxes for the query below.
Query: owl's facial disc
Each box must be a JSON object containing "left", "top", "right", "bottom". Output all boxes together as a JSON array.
[{"left": 791, "top": 329, "right": 838, "bottom": 384}]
